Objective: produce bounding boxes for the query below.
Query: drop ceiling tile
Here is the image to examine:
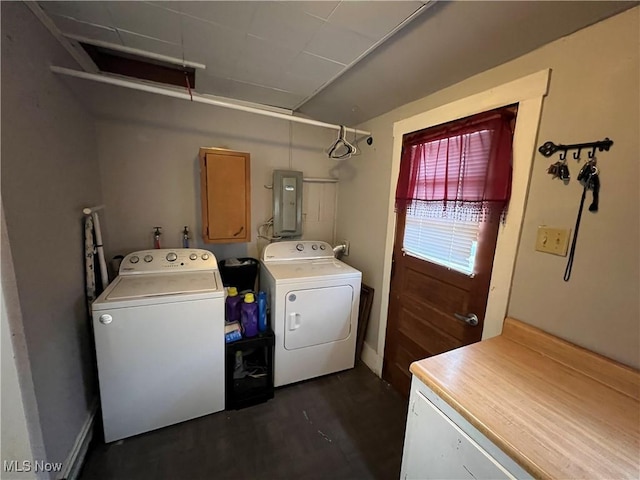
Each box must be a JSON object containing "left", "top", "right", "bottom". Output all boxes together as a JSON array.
[
  {"left": 195, "top": 74, "right": 236, "bottom": 97},
  {"left": 231, "top": 62, "right": 283, "bottom": 91},
  {"left": 248, "top": 3, "right": 325, "bottom": 51},
  {"left": 117, "top": 31, "right": 184, "bottom": 60},
  {"left": 287, "top": 52, "right": 344, "bottom": 81},
  {"left": 239, "top": 35, "right": 299, "bottom": 68},
  {"left": 198, "top": 55, "right": 238, "bottom": 80},
  {"left": 106, "top": 2, "right": 183, "bottom": 44},
  {"left": 305, "top": 22, "right": 377, "bottom": 65},
  {"left": 226, "top": 80, "right": 306, "bottom": 109},
  {"left": 51, "top": 15, "right": 122, "bottom": 44},
  {"left": 276, "top": 72, "right": 326, "bottom": 96},
  {"left": 164, "top": 1, "right": 259, "bottom": 31},
  {"left": 230, "top": 35, "right": 300, "bottom": 90},
  {"left": 180, "top": 16, "right": 247, "bottom": 65},
  {"left": 327, "top": 1, "right": 424, "bottom": 39},
  {"left": 289, "top": 1, "right": 340, "bottom": 20},
  {"left": 38, "top": 1, "right": 113, "bottom": 25}
]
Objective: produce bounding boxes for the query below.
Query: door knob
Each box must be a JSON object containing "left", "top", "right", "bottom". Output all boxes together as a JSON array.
[
  {"left": 453, "top": 312, "right": 479, "bottom": 326},
  {"left": 99, "top": 314, "right": 113, "bottom": 325}
]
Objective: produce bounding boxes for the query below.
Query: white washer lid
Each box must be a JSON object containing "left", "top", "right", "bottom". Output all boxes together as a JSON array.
[
  {"left": 106, "top": 272, "right": 221, "bottom": 300},
  {"left": 262, "top": 259, "right": 361, "bottom": 283}
]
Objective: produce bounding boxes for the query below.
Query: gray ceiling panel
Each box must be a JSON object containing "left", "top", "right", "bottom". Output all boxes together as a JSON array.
[
  {"left": 298, "top": 1, "right": 638, "bottom": 125},
  {"left": 106, "top": 2, "right": 183, "bottom": 44},
  {"left": 36, "top": 0, "right": 637, "bottom": 126},
  {"left": 40, "top": 1, "right": 113, "bottom": 25},
  {"left": 305, "top": 22, "right": 377, "bottom": 65},
  {"left": 327, "top": 1, "right": 424, "bottom": 39},
  {"left": 51, "top": 15, "right": 122, "bottom": 44}
]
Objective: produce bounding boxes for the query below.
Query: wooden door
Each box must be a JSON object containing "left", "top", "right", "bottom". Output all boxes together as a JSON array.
[
  {"left": 382, "top": 208, "right": 501, "bottom": 396},
  {"left": 199, "top": 148, "right": 251, "bottom": 243}
]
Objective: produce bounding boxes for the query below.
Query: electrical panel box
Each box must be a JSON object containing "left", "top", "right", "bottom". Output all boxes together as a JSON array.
[{"left": 273, "top": 170, "right": 303, "bottom": 238}]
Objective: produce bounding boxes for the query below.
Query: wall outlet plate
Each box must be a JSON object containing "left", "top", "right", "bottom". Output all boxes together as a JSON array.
[{"left": 535, "top": 227, "right": 571, "bottom": 256}]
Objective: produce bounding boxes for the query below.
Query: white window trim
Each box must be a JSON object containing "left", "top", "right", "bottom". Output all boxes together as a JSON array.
[{"left": 373, "top": 69, "right": 550, "bottom": 375}]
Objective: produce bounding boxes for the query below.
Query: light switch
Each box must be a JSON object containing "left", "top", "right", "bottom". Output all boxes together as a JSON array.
[{"left": 535, "top": 227, "right": 570, "bottom": 256}]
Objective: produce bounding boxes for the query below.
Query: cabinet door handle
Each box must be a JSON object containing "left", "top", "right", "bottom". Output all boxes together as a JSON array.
[{"left": 233, "top": 226, "right": 244, "bottom": 237}]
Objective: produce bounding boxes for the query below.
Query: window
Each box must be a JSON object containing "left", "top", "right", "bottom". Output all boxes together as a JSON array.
[
  {"left": 404, "top": 213, "right": 480, "bottom": 275},
  {"left": 395, "top": 107, "right": 516, "bottom": 275}
]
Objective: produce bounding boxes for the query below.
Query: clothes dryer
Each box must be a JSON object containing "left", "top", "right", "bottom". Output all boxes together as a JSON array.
[{"left": 260, "top": 241, "right": 361, "bottom": 387}]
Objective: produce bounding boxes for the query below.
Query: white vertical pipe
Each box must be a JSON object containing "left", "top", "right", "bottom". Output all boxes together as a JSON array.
[{"left": 91, "top": 212, "right": 109, "bottom": 287}]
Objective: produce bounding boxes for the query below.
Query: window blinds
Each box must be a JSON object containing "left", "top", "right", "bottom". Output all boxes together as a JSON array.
[{"left": 403, "top": 213, "right": 480, "bottom": 275}]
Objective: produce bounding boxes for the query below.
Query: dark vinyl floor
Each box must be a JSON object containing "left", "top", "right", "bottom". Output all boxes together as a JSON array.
[{"left": 80, "top": 363, "right": 409, "bottom": 480}]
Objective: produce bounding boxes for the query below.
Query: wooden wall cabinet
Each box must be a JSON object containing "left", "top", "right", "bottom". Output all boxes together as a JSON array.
[{"left": 199, "top": 147, "right": 251, "bottom": 243}]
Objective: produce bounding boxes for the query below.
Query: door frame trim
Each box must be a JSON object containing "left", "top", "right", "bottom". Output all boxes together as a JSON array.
[{"left": 376, "top": 69, "right": 551, "bottom": 373}]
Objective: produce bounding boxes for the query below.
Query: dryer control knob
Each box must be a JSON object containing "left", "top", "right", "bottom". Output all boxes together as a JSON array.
[
  {"left": 296, "top": 243, "right": 304, "bottom": 251},
  {"left": 130, "top": 256, "right": 139, "bottom": 264},
  {"left": 319, "top": 244, "right": 326, "bottom": 250},
  {"left": 312, "top": 244, "right": 318, "bottom": 250},
  {"left": 144, "top": 255, "right": 153, "bottom": 263},
  {"left": 189, "top": 253, "right": 198, "bottom": 261},
  {"left": 166, "top": 252, "right": 178, "bottom": 262},
  {"left": 201, "top": 253, "right": 210, "bottom": 260},
  {"left": 99, "top": 314, "right": 113, "bottom": 325}
]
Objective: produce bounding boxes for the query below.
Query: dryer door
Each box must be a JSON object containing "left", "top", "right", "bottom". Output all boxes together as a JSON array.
[{"left": 284, "top": 285, "right": 353, "bottom": 350}]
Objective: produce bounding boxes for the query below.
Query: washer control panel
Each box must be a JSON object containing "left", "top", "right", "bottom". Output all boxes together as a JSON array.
[
  {"left": 262, "top": 241, "right": 333, "bottom": 262},
  {"left": 120, "top": 249, "right": 217, "bottom": 275}
]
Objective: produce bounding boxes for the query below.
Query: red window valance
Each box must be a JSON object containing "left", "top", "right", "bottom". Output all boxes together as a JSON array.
[{"left": 395, "top": 107, "right": 516, "bottom": 221}]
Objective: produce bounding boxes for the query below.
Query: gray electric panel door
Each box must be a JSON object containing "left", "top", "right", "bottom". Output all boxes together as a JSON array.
[{"left": 273, "top": 170, "right": 303, "bottom": 238}]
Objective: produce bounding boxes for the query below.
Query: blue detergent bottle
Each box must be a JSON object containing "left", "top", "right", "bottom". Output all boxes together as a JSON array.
[
  {"left": 257, "top": 291, "right": 267, "bottom": 333},
  {"left": 225, "top": 287, "right": 242, "bottom": 323},
  {"left": 241, "top": 293, "right": 259, "bottom": 338}
]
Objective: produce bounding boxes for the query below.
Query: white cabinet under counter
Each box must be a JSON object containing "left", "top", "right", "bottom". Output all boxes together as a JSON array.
[
  {"left": 400, "top": 317, "right": 640, "bottom": 480},
  {"left": 402, "top": 377, "right": 530, "bottom": 479}
]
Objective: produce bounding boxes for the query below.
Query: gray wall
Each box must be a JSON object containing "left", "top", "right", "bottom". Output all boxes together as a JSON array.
[
  {"left": 73, "top": 82, "right": 341, "bottom": 265},
  {"left": 1, "top": 2, "right": 102, "bottom": 470},
  {"left": 337, "top": 7, "right": 639, "bottom": 369}
]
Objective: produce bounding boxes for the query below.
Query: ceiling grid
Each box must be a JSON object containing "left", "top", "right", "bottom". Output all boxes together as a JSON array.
[{"left": 36, "top": 1, "right": 636, "bottom": 125}]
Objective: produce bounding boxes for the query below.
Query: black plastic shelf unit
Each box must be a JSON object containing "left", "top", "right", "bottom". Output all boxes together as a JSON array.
[{"left": 225, "top": 329, "right": 274, "bottom": 410}]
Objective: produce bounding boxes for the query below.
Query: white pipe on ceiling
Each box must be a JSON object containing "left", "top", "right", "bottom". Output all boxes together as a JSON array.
[
  {"left": 63, "top": 34, "right": 207, "bottom": 70},
  {"left": 50, "top": 66, "right": 373, "bottom": 139}
]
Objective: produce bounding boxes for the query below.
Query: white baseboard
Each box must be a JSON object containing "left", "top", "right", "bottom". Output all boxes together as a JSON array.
[
  {"left": 361, "top": 341, "right": 383, "bottom": 377},
  {"left": 58, "top": 399, "right": 97, "bottom": 480}
]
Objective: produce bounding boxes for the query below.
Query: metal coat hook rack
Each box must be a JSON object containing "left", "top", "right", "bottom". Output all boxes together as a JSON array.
[{"left": 538, "top": 138, "right": 613, "bottom": 161}]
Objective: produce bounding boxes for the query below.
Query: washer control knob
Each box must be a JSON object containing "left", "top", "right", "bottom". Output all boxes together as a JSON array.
[
  {"left": 166, "top": 252, "right": 178, "bottom": 262},
  {"left": 144, "top": 255, "right": 153, "bottom": 263},
  {"left": 296, "top": 243, "right": 304, "bottom": 251},
  {"left": 319, "top": 244, "right": 326, "bottom": 250},
  {"left": 312, "top": 244, "right": 318, "bottom": 250},
  {"left": 129, "top": 255, "right": 139, "bottom": 264},
  {"left": 202, "top": 253, "right": 210, "bottom": 261},
  {"left": 99, "top": 314, "right": 113, "bottom": 325},
  {"left": 189, "top": 253, "right": 198, "bottom": 261}
]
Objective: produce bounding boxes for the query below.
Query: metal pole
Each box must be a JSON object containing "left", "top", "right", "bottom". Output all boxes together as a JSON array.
[{"left": 50, "top": 66, "right": 373, "bottom": 138}]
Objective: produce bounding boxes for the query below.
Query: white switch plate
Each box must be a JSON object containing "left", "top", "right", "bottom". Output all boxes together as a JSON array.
[{"left": 536, "top": 227, "right": 571, "bottom": 256}]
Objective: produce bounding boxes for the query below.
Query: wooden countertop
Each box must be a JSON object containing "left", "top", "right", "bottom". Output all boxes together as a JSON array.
[{"left": 410, "top": 317, "right": 640, "bottom": 479}]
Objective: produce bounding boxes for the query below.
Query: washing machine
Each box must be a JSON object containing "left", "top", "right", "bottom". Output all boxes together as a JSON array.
[
  {"left": 260, "top": 241, "right": 361, "bottom": 387},
  {"left": 91, "top": 248, "right": 225, "bottom": 442}
]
